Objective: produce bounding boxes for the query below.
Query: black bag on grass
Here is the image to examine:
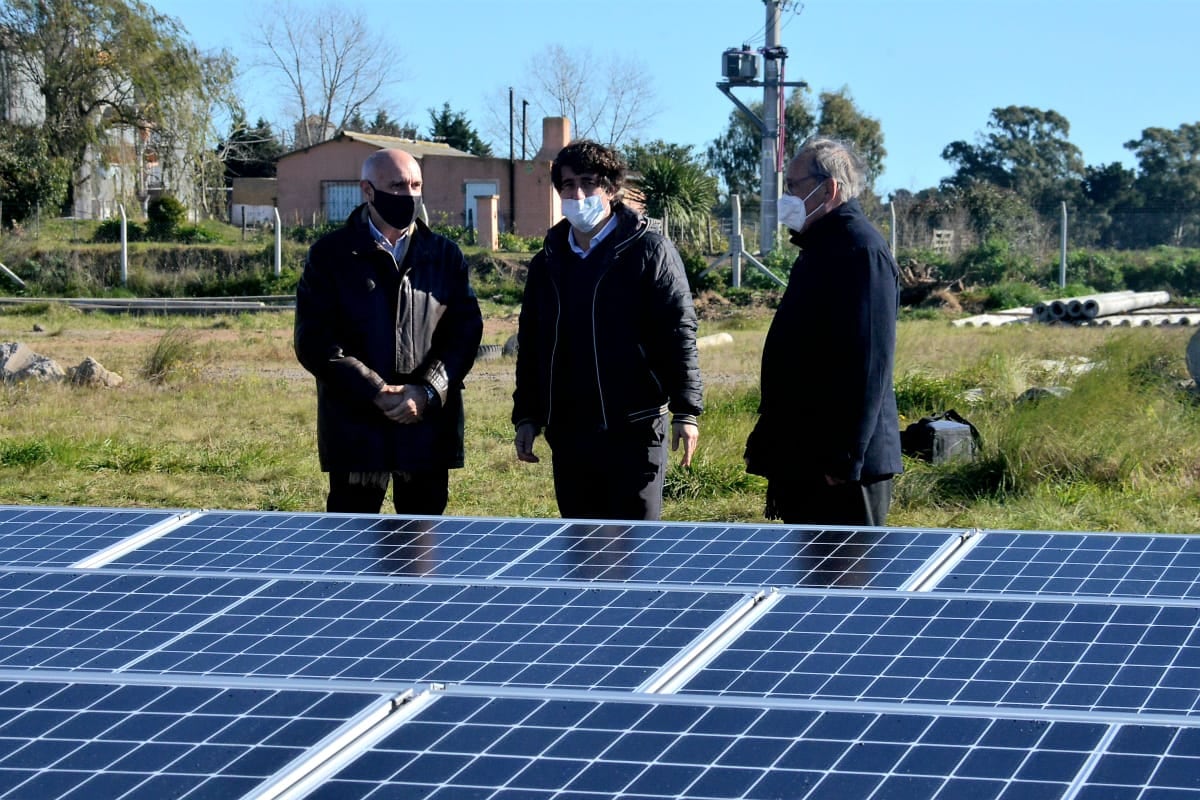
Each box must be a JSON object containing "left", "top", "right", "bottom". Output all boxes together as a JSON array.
[{"left": 901, "top": 410, "right": 981, "bottom": 464}]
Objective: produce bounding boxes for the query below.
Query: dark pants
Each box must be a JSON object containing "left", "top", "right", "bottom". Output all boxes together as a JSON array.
[
  {"left": 766, "top": 473, "right": 893, "bottom": 527},
  {"left": 326, "top": 470, "right": 449, "bottom": 515},
  {"left": 548, "top": 416, "right": 668, "bottom": 521}
]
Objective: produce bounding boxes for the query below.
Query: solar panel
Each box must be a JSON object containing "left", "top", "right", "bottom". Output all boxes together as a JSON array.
[
  {"left": 106, "top": 510, "right": 963, "bottom": 589},
  {"left": 298, "top": 689, "right": 1139, "bottom": 800},
  {"left": 684, "top": 591, "right": 1200, "bottom": 715},
  {"left": 934, "top": 529, "right": 1200, "bottom": 599},
  {"left": 0, "top": 677, "right": 391, "bottom": 800},
  {"left": 1, "top": 505, "right": 1199, "bottom": 800},
  {"left": 0, "top": 568, "right": 747, "bottom": 690},
  {"left": 106, "top": 512, "right": 567, "bottom": 579},
  {"left": 0, "top": 506, "right": 185, "bottom": 568}
]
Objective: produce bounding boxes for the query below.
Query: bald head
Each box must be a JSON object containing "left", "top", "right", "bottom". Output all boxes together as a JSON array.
[
  {"left": 361, "top": 148, "right": 422, "bottom": 192},
  {"left": 360, "top": 149, "right": 423, "bottom": 236}
]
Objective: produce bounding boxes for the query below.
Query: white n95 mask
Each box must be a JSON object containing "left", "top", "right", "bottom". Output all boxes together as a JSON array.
[
  {"left": 561, "top": 195, "right": 608, "bottom": 231},
  {"left": 777, "top": 180, "right": 827, "bottom": 232}
]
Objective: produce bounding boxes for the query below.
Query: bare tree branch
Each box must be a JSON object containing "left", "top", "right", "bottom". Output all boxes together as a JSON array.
[{"left": 250, "top": 0, "right": 400, "bottom": 148}]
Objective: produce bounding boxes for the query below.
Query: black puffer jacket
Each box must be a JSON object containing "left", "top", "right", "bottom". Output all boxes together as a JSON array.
[
  {"left": 295, "top": 204, "right": 483, "bottom": 472},
  {"left": 512, "top": 203, "right": 703, "bottom": 434}
]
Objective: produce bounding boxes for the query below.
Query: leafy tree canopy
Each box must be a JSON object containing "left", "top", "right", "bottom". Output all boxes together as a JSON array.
[
  {"left": 346, "top": 109, "right": 417, "bottom": 139},
  {"left": 941, "top": 105, "right": 1084, "bottom": 211},
  {"left": 428, "top": 103, "right": 492, "bottom": 157},
  {"left": 0, "top": 122, "right": 72, "bottom": 224},
  {"left": 0, "top": 0, "right": 222, "bottom": 172},
  {"left": 218, "top": 113, "right": 284, "bottom": 180},
  {"left": 706, "top": 87, "right": 883, "bottom": 199}
]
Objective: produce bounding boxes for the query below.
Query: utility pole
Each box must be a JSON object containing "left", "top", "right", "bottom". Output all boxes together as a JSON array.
[
  {"left": 760, "top": 0, "right": 782, "bottom": 253},
  {"left": 717, "top": 0, "right": 806, "bottom": 256}
]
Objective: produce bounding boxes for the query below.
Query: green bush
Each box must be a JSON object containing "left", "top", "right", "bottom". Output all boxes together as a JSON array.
[
  {"left": 495, "top": 231, "right": 541, "bottom": 253},
  {"left": 980, "top": 280, "right": 1045, "bottom": 310},
  {"left": 92, "top": 219, "right": 145, "bottom": 243},
  {"left": 147, "top": 195, "right": 187, "bottom": 240},
  {"left": 679, "top": 246, "right": 725, "bottom": 294}
]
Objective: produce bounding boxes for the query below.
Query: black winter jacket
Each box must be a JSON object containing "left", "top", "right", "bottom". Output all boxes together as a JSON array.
[
  {"left": 295, "top": 204, "right": 483, "bottom": 472},
  {"left": 512, "top": 203, "right": 703, "bottom": 434},
  {"left": 745, "top": 198, "right": 902, "bottom": 482}
]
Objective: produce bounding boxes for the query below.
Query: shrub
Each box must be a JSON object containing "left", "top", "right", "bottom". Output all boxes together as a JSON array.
[
  {"left": 174, "top": 224, "right": 219, "bottom": 244},
  {"left": 92, "top": 218, "right": 145, "bottom": 243},
  {"left": 147, "top": 195, "right": 187, "bottom": 240},
  {"left": 980, "top": 280, "right": 1044, "bottom": 311}
]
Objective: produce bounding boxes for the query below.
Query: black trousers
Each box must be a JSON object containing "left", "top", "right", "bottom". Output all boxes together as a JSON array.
[
  {"left": 548, "top": 416, "right": 668, "bottom": 521},
  {"left": 766, "top": 473, "right": 893, "bottom": 527},
  {"left": 326, "top": 469, "right": 449, "bottom": 515}
]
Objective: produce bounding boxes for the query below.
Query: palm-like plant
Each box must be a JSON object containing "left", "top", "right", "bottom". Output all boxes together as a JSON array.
[{"left": 632, "top": 156, "right": 718, "bottom": 247}]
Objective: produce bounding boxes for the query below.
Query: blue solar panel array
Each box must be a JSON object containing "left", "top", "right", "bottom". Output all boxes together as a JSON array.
[{"left": 1, "top": 506, "right": 1199, "bottom": 799}]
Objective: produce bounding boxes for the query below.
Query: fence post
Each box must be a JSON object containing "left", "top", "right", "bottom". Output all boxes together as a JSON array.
[
  {"left": 731, "top": 194, "right": 743, "bottom": 289},
  {"left": 273, "top": 207, "right": 282, "bottom": 277},
  {"left": 118, "top": 204, "right": 128, "bottom": 287},
  {"left": 1059, "top": 201, "right": 1067, "bottom": 289},
  {"left": 890, "top": 201, "right": 897, "bottom": 252}
]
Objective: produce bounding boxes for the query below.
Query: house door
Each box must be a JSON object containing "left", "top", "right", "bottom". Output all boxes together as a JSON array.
[
  {"left": 464, "top": 181, "right": 499, "bottom": 231},
  {"left": 322, "top": 181, "right": 361, "bottom": 224}
]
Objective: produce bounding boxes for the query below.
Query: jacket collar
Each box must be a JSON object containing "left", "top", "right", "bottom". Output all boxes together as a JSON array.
[
  {"left": 789, "top": 197, "right": 863, "bottom": 247},
  {"left": 544, "top": 202, "right": 647, "bottom": 260}
]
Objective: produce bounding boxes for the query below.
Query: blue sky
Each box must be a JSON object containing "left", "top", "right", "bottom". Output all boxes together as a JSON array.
[{"left": 150, "top": 0, "right": 1200, "bottom": 198}]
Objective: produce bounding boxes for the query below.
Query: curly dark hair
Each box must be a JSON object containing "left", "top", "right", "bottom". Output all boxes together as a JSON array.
[{"left": 550, "top": 140, "right": 626, "bottom": 201}]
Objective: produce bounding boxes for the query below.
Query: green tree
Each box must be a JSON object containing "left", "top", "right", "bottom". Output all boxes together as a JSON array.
[
  {"left": 941, "top": 106, "right": 1085, "bottom": 214},
  {"left": 218, "top": 114, "right": 284, "bottom": 180},
  {"left": 1078, "top": 161, "right": 1139, "bottom": 248},
  {"left": 0, "top": 122, "right": 72, "bottom": 225},
  {"left": 428, "top": 103, "right": 492, "bottom": 156},
  {"left": 1125, "top": 123, "right": 1200, "bottom": 247},
  {"left": 705, "top": 87, "right": 882, "bottom": 200},
  {"left": 0, "top": 0, "right": 223, "bottom": 202},
  {"left": 346, "top": 109, "right": 417, "bottom": 138}
]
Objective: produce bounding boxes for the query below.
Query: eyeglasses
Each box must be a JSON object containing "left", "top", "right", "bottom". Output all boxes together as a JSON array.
[{"left": 784, "top": 172, "right": 829, "bottom": 196}]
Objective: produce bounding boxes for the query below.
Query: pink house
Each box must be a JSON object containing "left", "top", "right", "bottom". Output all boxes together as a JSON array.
[{"left": 274, "top": 118, "right": 572, "bottom": 238}]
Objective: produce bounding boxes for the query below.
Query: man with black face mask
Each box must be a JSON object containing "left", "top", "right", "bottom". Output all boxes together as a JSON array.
[{"left": 295, "top": 148, "right": 483, "bottom": 515}]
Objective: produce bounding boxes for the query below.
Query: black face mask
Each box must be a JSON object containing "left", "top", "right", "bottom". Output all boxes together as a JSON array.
[{"left": 369, "top": 183, "right": 420, "bottom": 230}]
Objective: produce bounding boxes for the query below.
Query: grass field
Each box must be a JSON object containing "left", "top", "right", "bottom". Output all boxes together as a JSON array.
[{"left": 2, "top": 301, "right": 1200, "bottom": 534}]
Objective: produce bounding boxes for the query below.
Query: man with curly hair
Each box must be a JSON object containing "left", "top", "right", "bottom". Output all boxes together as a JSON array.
[{"left": 512, "top": 140, "right": 703, "bottom": 520}]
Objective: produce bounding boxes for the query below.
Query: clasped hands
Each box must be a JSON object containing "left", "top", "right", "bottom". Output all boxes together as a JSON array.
[{"left": 374, "top": 384, "right": 429, "bottom": 424}]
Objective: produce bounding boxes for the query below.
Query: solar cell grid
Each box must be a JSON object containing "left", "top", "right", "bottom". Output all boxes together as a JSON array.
[
  {"left": 685, "top": 592, "right": 1200, "bottom": 715},
  {"left": 0, "top": 571, "right": 264, "bottom": 673},
  {"left": 482, "top": 521, "right": 960, "bottom": 589},
  {"left": 110, "top": 512, "right": 565, "bottom": 579},
  {"left": 304, "top": 692, "right": 1116, "bottom": 800},
  {"left": 0, "top": 506, "right": 180, "bottom": 568},
  {"left": 123, "top": 578, "right": 746, "bottom": 690},
  {"left": 0, "top": 678, "right": 387, "bottom": 800},
  {"left": 938, "top": 530, "right": 1200, "bottom": 599}
]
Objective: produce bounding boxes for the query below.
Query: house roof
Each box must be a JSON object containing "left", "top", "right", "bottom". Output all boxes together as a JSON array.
[{"left": 279, "top": 130, "right": 478, "bottom": 161}]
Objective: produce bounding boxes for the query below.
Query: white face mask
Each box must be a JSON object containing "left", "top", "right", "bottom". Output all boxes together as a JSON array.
[
  {"left": 561, "top": 194, "right": 609, "bottom": 232},
  {"left": 777, "top": 180, "right": 827, "bottom": 232}
]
